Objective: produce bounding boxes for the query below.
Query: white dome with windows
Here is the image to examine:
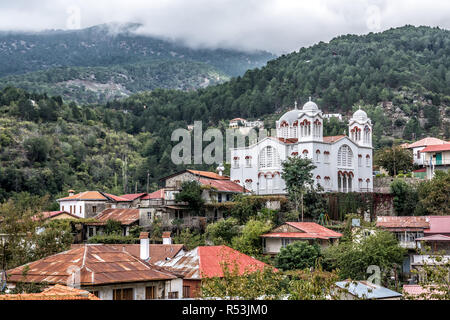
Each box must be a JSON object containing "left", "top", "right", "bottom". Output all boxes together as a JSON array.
[
  {"left": 352, "top": 109, "right": 368, "bottom": 122},
  {"left": 303, "top": 100, "right": 319, "bottom": 111},
  {"left": 279, "top": 109, "right": 301, "bottom": 125}
]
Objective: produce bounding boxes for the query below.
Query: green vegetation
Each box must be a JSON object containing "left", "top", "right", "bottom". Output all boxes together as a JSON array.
[
  {"left": 374, "top": 146, "right": 414, "bottom": 176},
  {"left": 275, "top": 241, "right": 322, "bottom": 271},
  {"left": 175, "top": 181, "right": 205, "bottom": 212}
]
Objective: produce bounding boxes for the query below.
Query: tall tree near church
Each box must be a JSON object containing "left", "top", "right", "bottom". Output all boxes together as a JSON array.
[{"left": 281, "top": 157, "right": 316, "bottom": 221}]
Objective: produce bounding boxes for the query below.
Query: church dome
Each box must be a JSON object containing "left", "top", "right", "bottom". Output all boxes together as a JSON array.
[
  {"left": 352, "top": 109, "right": 368, "bottom": 122},
  {"left": 303, "top": 100, "right": 319, "bottom": 111},
  {"left": 279, "top": 109, "right": 301, "bottom": 124}
]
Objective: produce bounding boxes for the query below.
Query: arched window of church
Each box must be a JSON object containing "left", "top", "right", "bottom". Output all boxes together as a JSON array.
[
  {"left": 259, "top": 146, "right": 280, "bottom": 168},
  {"left": 337, "top": 145, "right": 353, "bottom": 167},
  {"left": 366, "top": 155, "right": 371, "bottom": 167}
]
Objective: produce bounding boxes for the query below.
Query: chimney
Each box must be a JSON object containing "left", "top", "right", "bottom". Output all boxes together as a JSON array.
[
  {"left": 68, "top": 189, "right": 75, "bottom": 197},
  {"left": 162, "top": 231, "right": 172, "bottom": 245},
  {"left": 139, "top": 232, "right": 150, "bottom": 260}
]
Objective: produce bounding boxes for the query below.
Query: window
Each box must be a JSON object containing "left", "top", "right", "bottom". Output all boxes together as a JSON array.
[
  {"left": 88, "top": 227, "right": 95, "bottom": 238},
  {"left": 366, "top": 155, "right": 371, "bottom": 167},
  {"left": 337, "top": 145, "right": 353, "bottom": 167},
  {"left": 282, "top": 238, "right": 291, "bottom": 248},
  {"left": 218, "top": 194, "right": 222, "bottom": 203},
  {"left": 113, "top": 288, "right": 133, "bottom": 300},
  {"left": 315, "top": 150, "right": 320, "bottom": 162},
  {"left": 358, "top": 155, "right": 362, "bottom": 167},
  {"left": 245, "top": 157, "right": 252, "bottom": 167},
  {"left": 145, "top": 286, "right": 156, "bottom": 300},
  {"left": 259, "top": 146, "right": 280, "bottom": 168},
  {"left": 79, "top": 206, "right": 82, "bottom": 214},
  {"left": 183, "top": 286, "right": 191, "bottom": 298},
  {"left": 233, "top": 157, "right": 240, "bottom": 169},
  {"left": 147, "top": 212, "right": 152, "bottom": 220},
  {"left": 245, "top": 181, "right": 252, "bottom": 191},
  {"left": 92, "top": 206, "right": 97, "bottom": 214},
  {"left": 168, "top": 292, "right": 179, "bottom": 299},
  {"left": 226, "top": 194, "right": 231, "bottom": 202},
  {"left": 417, "top": 150, "right": 421, "bottom": 159},
  {"left": 324, "top": 152, "right": 330, "bottom": 163}
]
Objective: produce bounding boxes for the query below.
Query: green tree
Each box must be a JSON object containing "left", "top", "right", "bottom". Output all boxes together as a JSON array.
[
  {"left": 205, "top": 218, "right": 240, "bottom": 246},
  {"left": 390, "top": 179, "right": 419, "bottom": 216},
  {"left": 231, "top": 219, "right": 273, "bottom": 256},
  {"left": 275, "top": 241, "right": 322, "bottom": 271},
  {"left": 281, "top": 157, "right": 316, "bottom": 221},
  {"left": 375, "top": 146, "right": 413, "bottom": 176},
  {"left": 175, "top": 181, "right": 204, "bottom": 212},
  {"left": 104, "top": 219, "right": 123, "bottom": 235},
  {"left": 322, "top": 230, "right": 405, "bottom": 285},
  {"left": 173, "top": 228, "right": 205, "bottom": 250},
  {"left": 415, "top": 170, "right": 450, "bottom": 215}
]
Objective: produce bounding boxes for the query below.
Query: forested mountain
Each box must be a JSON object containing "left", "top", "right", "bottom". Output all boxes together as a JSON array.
[
  {"left": 0, "top": 23, "right": 274, "bottom": 103},
  {"left": 0, "top": 26, "right": 449, "bottom": 203}
]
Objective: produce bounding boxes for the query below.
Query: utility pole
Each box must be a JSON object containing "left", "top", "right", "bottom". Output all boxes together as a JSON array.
[{"left": 147, "top": 171, "right": 150, "bottom": 194}]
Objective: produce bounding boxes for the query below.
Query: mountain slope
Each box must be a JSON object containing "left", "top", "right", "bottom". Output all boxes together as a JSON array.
[
  {"left": 0, "top": 26, "right": 449, "bottom": 201},
  {"left": 0, "top": 23, "right": 274, "bottom": 103}
]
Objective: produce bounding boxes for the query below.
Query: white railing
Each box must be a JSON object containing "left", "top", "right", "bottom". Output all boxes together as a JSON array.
[{"left": 412, "top": 255, "right": 450, "bottom": 265}]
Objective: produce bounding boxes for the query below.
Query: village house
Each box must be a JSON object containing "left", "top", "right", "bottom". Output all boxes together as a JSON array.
[
  {"left": 156, "top": 245, "right": 273, "bottom": 298},
  {"left": 57, "top": 190, "right": 133, "bottom": 218},
  {"left": 405, "top": 137, "right": 448, "bottom": 167},
  {"left": 260, "top": 222, "right": 342, "bottom": 255},
  {"left": 83, "top": 208, "right": 140, "bottom": 240},
  {"left": 6, "top": 233, "right": 183, "bottom": 300},
  {"left": 420, "top": 143, "right": 450, "bottom": 179},
  {"left": 33, "top": 211, "right": 80, "bottom": 223}
]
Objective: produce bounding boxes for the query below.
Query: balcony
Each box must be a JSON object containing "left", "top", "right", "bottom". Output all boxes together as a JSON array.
[
  {"left": 398, "top": 241, "right": 417, "bottom": 249},
  {"left": 411, "top": 255, "right": 450, "bottom": 265}
]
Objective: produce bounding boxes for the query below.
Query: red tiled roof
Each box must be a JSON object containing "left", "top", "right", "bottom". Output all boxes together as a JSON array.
[
  {"left": 32, "top": 211, "right": 79, "bottom": 222},
  {"left": 0, "top": 285, "right": 100, "bottom": 300},
  {"left": 58, "top": 191, "right": 108, "bottom": 201},
  {"left": 7, "top": 245, "right": 177, "bottom": 286},
  {"left": 119, "top": 193, "right": 147, "bottom": 201},
  {"left": 103, "top": 193, "right": 132, "bottom": 202},
  {"left": 156, "top": 245, "right": 273, "bottom": 280},
  {"left": 421, "top": 143, "right": 450, "bottom": 153},
  {"left": 260, "top": 232, "right": 329, "bottom": 240},
  {"left": 187, "top": 170, "right": 229, "bottom": 180},
  {"left": 285, "top": 222, "right": 343, "bottom": 238},
  {"left": 198, "top": 178, "right": 250, "bottom": 193},
  {"left": 407, "top": 137, "right": 447, "bottom": 149},
  {"left": 403, "top": 285, "right": 441, "bottom": 300},
  {"left": 142, "top": 189, "right": 165, "bottom": 200},
  {"left": 425, "top": 216, "right": 450, "bottom": 235},
  {"left": 277, "top": 137, "right": 298, "bottom": 144},
  {"left": 88, "top": 208, "right": 139, "bottom": 226},
  {"left": 376, "top": 216, "right": 430, "bottom": 229},
  {"left": 323, "top": 135, "right": 346, "bottom": 144}
]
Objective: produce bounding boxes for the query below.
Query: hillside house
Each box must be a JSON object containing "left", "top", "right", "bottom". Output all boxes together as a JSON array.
[
  {"left": 260, "top": 222, "right": 342, "bottom": 255},
  {"left": 57, "top": 190, "right": 133, "bottom": 218},
  {"left": 83, "top": 208, "right": 140, "bottom": 240},
  {"left": 7, "top": 233, "right": 183, "bottom": 300},
  {"left": 405, "top": 137, "right": 448, "bottom": 167},
  {"left": 156, "top": 245, "right": 273, "bottom": 298},
  {"left": 420, "top": 143, "right": 450, "bottom": 179}
]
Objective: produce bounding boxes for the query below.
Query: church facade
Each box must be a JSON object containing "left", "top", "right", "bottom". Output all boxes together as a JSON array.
[{"left": 230, "top": 99, "right": 373, "bottom": 195}]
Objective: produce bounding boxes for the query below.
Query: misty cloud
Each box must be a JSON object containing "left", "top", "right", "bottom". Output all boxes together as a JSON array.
[{"left": 0, "top": 0, "right": 449, "bottom": 53}]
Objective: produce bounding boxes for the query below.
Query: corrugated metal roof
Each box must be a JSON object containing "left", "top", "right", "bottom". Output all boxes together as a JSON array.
[
  {"left": 187, "top": 170, "right": 230, "bottom": 180},
  {"left": 198, "top": 178, "right": 249, "bottom": 193},
  {"left": 32, "top": 211, "right": 79, "bottom": 221},
  {"left": 7, "top": 245, "right": 177, "bottom": 286},
  {"left": 336, "top": 280, "right": 402, "bottom": 299},
  {"left": 119, "top": 193, "right": 147, "bottom": 201},
  {"left": 88, "top": 208, "right": 139, "bottom": 226},
  {"left": 376, "top": 216, "right": 430, "bottom": 229},
  {"left": 416, "top": 234, "right": 450, "bottom": 242},
  {"left": 156, "top": 245, "right": 273, "bottom": 280}
]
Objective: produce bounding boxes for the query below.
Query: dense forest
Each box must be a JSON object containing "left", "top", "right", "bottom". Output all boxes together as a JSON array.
[
  {"left": 0, "top": 23, "right": 274, "bottom": 103},
  {"left": 0, "top": 25, "right": 449, "bottom": 203}
]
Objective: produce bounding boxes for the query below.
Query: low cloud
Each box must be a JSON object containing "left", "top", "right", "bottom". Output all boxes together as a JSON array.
[{"left": 0, "top": 0, "right": 449, "bottom": 53}]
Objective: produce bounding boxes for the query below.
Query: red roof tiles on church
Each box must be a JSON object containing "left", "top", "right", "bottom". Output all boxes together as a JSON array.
[{"left": 323, "top": 135, "right": 346, "bottom": 143}]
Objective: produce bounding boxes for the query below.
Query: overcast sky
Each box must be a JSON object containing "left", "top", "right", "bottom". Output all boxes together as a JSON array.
[{"left": 0, "top": 0, "right": 449, "bottom": 53}]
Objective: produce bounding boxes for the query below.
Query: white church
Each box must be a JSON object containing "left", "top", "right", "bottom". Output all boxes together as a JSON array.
[{"left": 230, "top": 99, "right": 373, "bottom": 194}]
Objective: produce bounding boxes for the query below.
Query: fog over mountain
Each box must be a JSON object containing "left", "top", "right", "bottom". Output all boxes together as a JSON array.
[{"left": 1, "top": 0, "right": 449, "bottom": 53}]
